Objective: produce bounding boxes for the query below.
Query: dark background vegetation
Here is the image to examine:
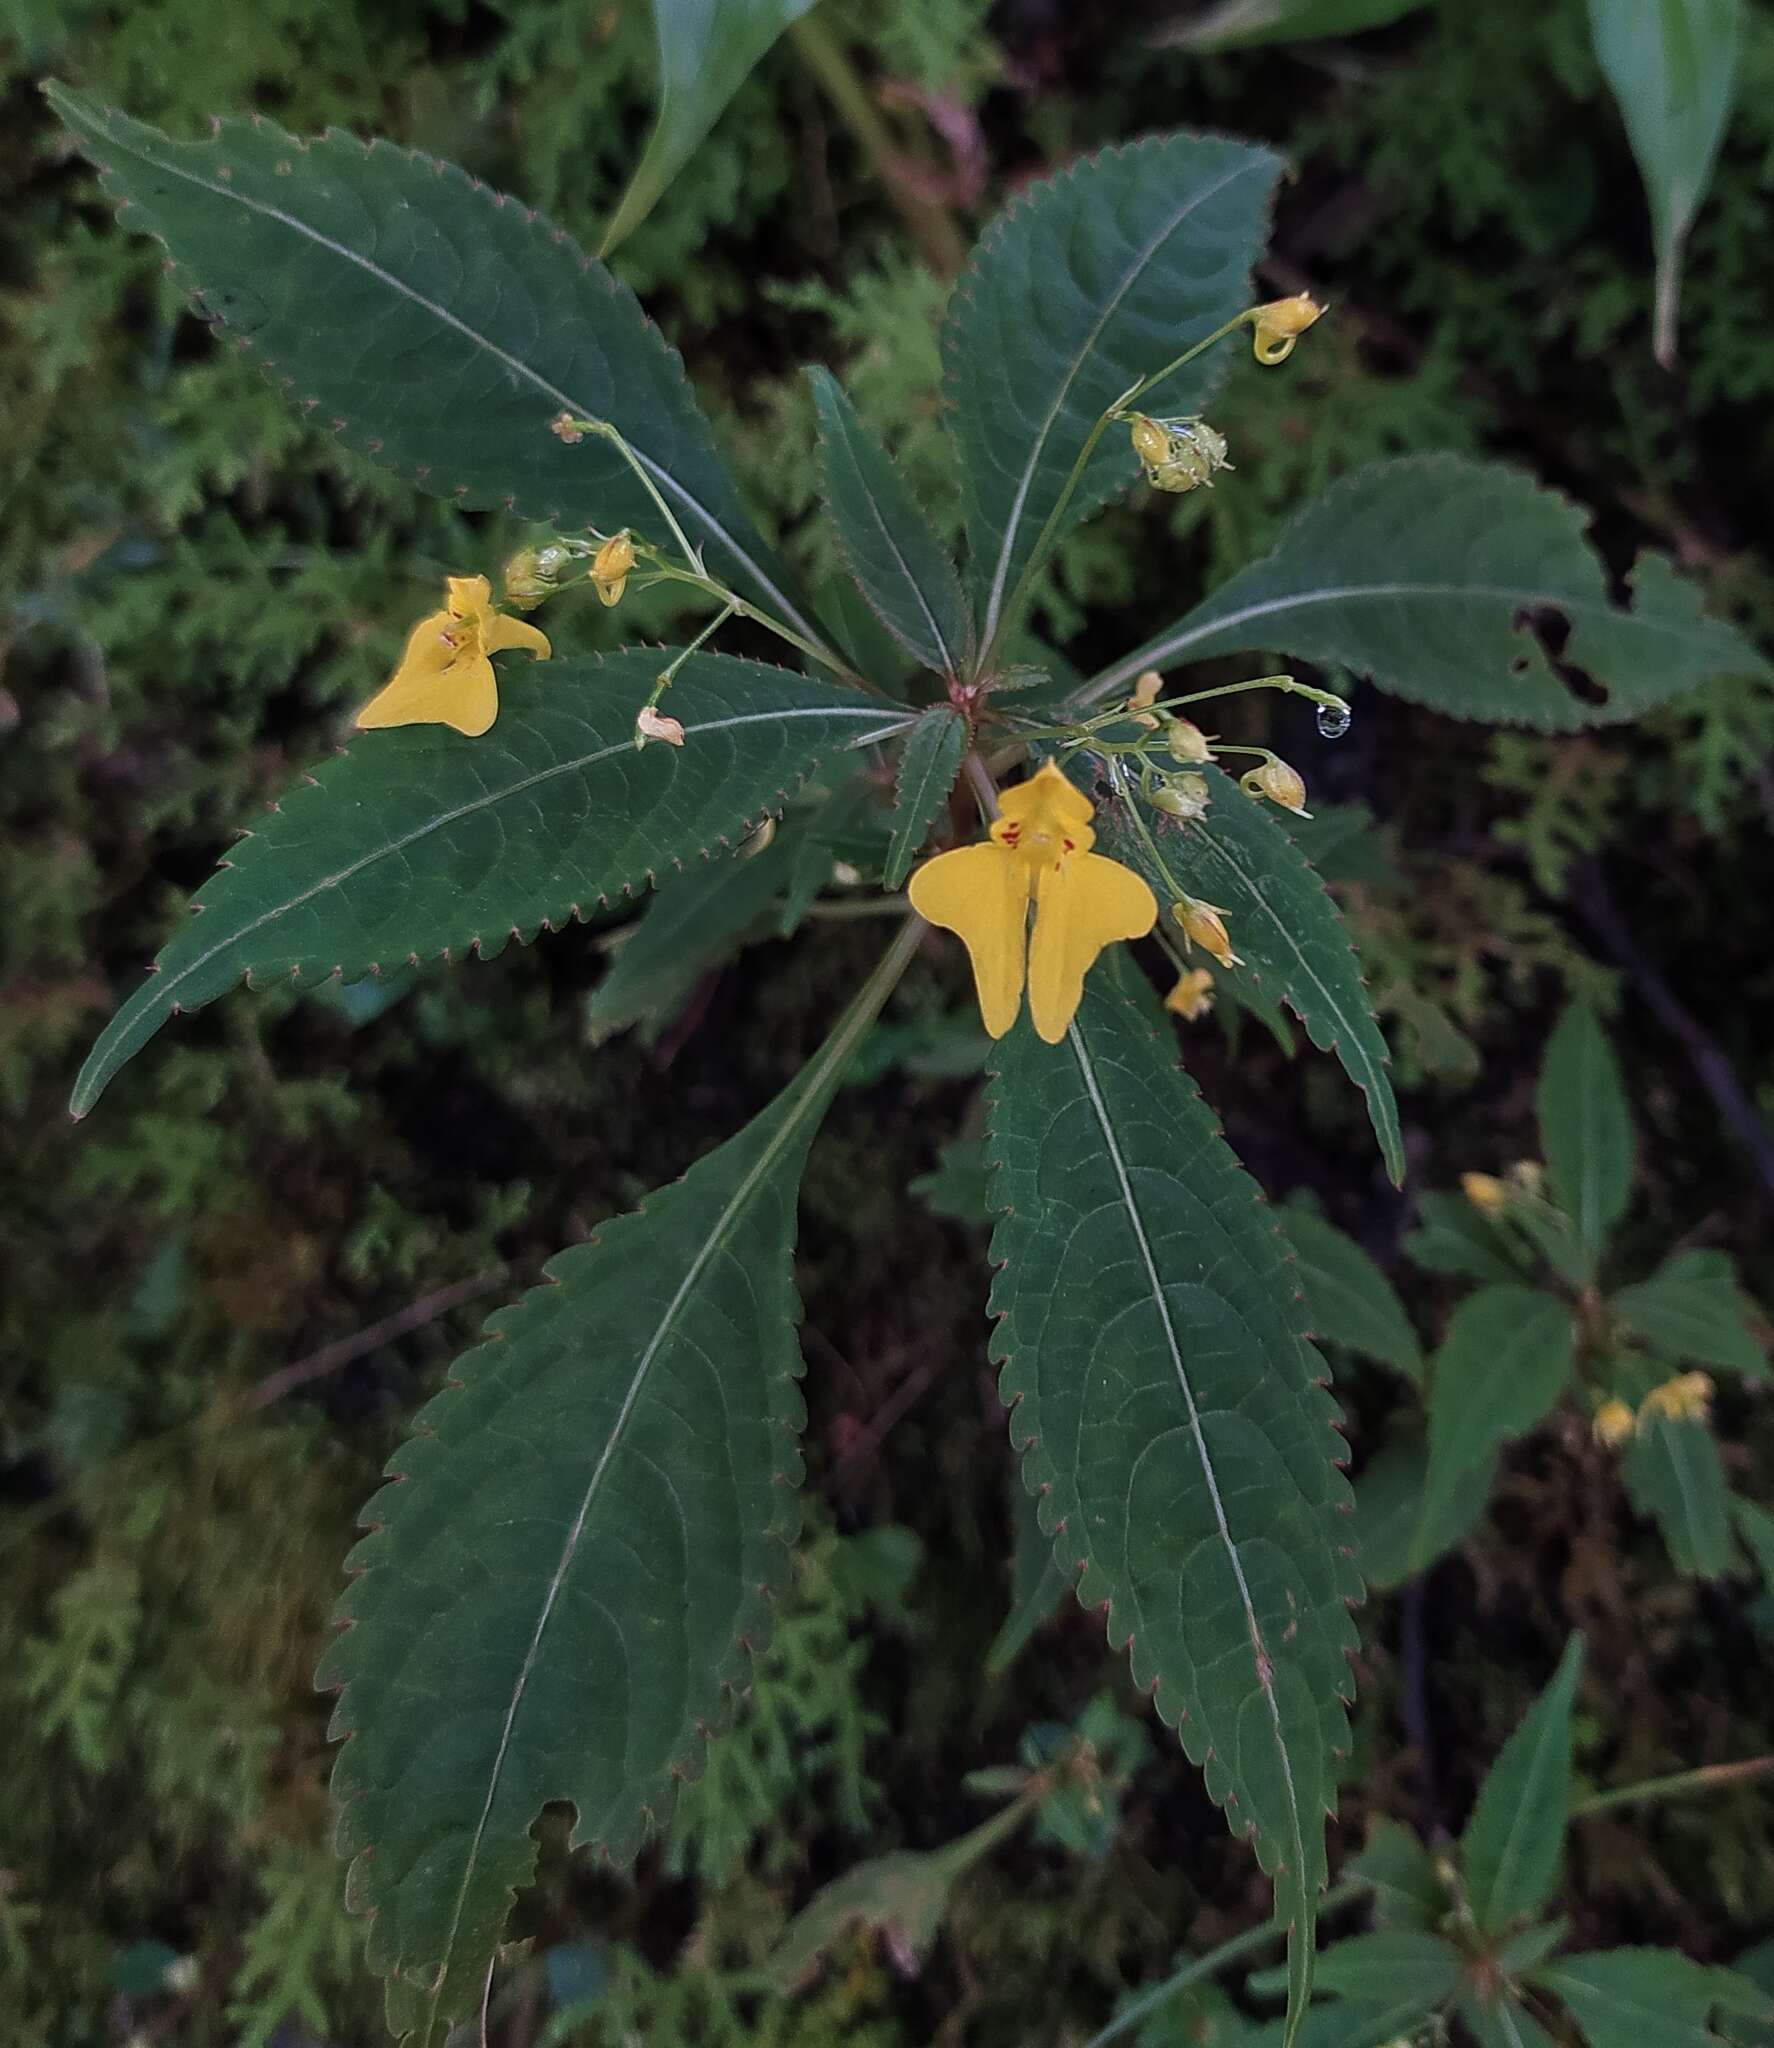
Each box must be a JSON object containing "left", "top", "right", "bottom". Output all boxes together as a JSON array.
[{"left": 4, "top": 1, "right": 1772, "bottom": 2041}]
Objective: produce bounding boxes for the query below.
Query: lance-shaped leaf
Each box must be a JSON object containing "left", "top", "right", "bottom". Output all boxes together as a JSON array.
[
  {"left": 1623, "top": 1410, "right": 1733, "bottom": 1578},
  {"left": 809, "top": 367, "right": 970, "bottom": 679},
  {"left": 602, "top": 0, "right": 820, "bottom": 257},
  {"left": 1097, "top": 765, "right": 1404, "bottom": 1184},
  {"left": 71, "top": 654, "right": 904, "bottom": 1115},
  {"left": 1611, "top": 1249, "right": 1767, "bottom": 1378},
  {"left": 1158, "top": 0, "right": 1433, "bottom": 49},
  {"left": 1087, "top": 456, "right": 1767, "bottom": 729},
  {"left": 1537, "top": 999, "right": 1634, "bottom": 1273},
  {"left": 318, "top": 932, "right": 909, "bottom": 2044},
  {"left": 945, "top": 132, "right": 1281, "bottom": 657},
  {"left": 1535, "top": 1946, "right": 1774, "bottom": 2048},
  {"left": 988, "top": 963, "right": 1358, "bottom": 2032},
  {"left": 1461, "top": 1633, "right": 1582, "bottom": 1935},
  {"left": 883, "top": 706, "right": 967, "bottom": 891},
  {"left": 46, "top": 85, "right": 825, "bottom": 650},
  {"left": 1587, "top": 0, "right": 1744, "bottom": 368},
  {"left": 1283, "top": 1207, "right": 1423, "bottom": 1382}
]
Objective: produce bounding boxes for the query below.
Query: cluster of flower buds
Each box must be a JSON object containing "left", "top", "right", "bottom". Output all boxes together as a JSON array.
[
  {"left": 1461, "top": 1160, "right": 1547, "bottom": 1216},
  {"left": 1129, "top": 412, "right": 1233, "bottom": 494},
  {"left": 1149, "top": 772, "right": 1211, "bottom": 823},
  {"left": 502, "top": 542, "right": 576, "bottom": 611},
  {"left": 1594, "top": 1371, "right": 1715, "bottom": 1448}
]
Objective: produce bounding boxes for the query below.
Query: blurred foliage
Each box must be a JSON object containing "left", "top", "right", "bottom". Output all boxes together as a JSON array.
[{"left": 4, "top": 0, "right": 1773, "bottom": 2041}]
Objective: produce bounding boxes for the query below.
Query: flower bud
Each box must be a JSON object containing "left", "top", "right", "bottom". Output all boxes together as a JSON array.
[
  {"left": 591, "top": 532, "right": 636, "bottom": 607},
  {"left": 550, "top": 411, "right": 588, "bottom": 444},
  {"left": 1241, "top": 756, "right": 1310, "bottom": 815},
  {"left": 1166, "top": 718, "right": 1212, "bottom": 764},
  {"left": 1149, "top": 774, "right": 1211, "bottom": 823},
  {"left": 502, "top": 542, "right": 574, "bottom": 611},
  {"left": 1133, "top": 415, "right": 1232, "bottom": 494},
  {"left": 1247, "top": 293, "right": 1325, "bottom": 367},
  {"left": 1128, "top": 668, "right": 1164, "bottom": 729},
  {"left": 1129, "top": 415, "right": 1171, "bottom": 469},
  {"left": 1165, "top": 967, "right": 1215, "bottom": 1022},
  {"left": 1460, "top": 1172, "right": 1506, "bottom": 1214},
  {"left": 634, "top": 703, "right": 685, "bottom": 747},
  {"left": 1171, "top": 895, "right": 1240, "bottom": 968},
  {"left": 1592, "top": 1399, "right": 1636, "bottom": 1448}
]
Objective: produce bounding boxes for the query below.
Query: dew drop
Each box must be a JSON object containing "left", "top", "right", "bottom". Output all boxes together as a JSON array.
[{"left": 1315, "top": 700, "right": 1352, "bottom": 740}]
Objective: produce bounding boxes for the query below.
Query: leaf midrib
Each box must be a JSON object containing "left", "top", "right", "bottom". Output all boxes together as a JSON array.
[
  {"left": 1064, "top": 1016, "right": 1309, "bottom": 1889},
  {"left": 83, "top": 108, "right": 823, "bottom": 648},
  {"left": 977, "top": 151, "right": 1266, "bottom": 647}
]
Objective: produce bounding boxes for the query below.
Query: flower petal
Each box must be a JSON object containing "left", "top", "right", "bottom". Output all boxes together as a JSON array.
[
  {"left": 356, "top": 650, "right": 499, "bottom": 736},
  {"left": 484, "top": 612, "right": 552, "bottom": 660},
  {"left": 1027, "top": 853, "right": 1157, "bottom": 1044},
  {"left": 907, "top": 841, "right": 1031, "bottom": 1040},
  {"left": 445, "top": 574, "right": 494, "bottom": 619},
  {"left": 997, "top": 757, "right": 1094, "bottom": 831}
]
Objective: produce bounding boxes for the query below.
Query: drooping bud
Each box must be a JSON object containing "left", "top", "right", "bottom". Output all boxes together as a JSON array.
[
  {"left": 1171, "top": 895, "right": 1240, "bottom": 968},
  {"left": 1149, "top": 773, "right": 1211, "bottom": 823},
  {"left": 1166, "top": 718, "right": 1212, "bottom": 764},
  {"left": 1460, "top": 1172, "right": 1506, "bottom": 1214},
  {"left": 1246, "top": 294, "right": 1325, "bottom": 366},
  {"left": 502, "top": 542, "right": 574, "bottom": 611},
  {"left": 1592, "top": 1399, "right": 1636, "bottom": 1448},
  {"left": 634, "top": 704, "right": 685, "bottom": 748},
  {"left": 1128, "top": 668, "right": 1165, "bottom": 728},
  {"left": 1165, "top": 967, "right": 1215, "bottom": 1022},
  {"left": 1132, "top": 414, "right": 1232, "bottom": 494},
  {"left": 591, "top": 532, "right": 636, "bottom": 607},
  {"left": 1242, "top": 755, "right": 1311, "bottom": 815}
]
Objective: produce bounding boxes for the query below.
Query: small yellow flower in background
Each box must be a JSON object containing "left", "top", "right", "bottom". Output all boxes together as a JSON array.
[
  {"left": 635, "top": 704, "right": 685, "bottom": 748},
  {"left": 1128, "top": 669, "right": 1165, "bottom": 728},
  {"left": 1461, "top": 1172, "right": 1507, "bottom": 1214},
  {"left": 591, "top": 532, "right": 636, "bottom": 607},
  {"left": 1507, "top": 1160, "right": 1546, "bottom": 1196},
  {"left": 1167, "top": 718, "right": 1213, "bottom": 764},
  {"left": 1166, "top": 967, "right": 1215, "bottom": 1022},
  {"left": 355, "top": 574, "right": 550, "bottom": 738},
  {"left": 1246, "top": 293, "right": 1325, "bottom": 366},
  {"left": 907, "top": 760, "right": 1157, "bottom": 1044},
  {"left": 1242, "top": 756, "right": 1311, "bottom": 815},
  {"left": 1592, "top": 1398, "right": 1636, "bottom": 1448},
  {"left": 1171, "top": 895, "right": 1241, "bottom": 968},
  {"left": 1641, "top": 1372, "right": 1714, "bottom": 1427}
]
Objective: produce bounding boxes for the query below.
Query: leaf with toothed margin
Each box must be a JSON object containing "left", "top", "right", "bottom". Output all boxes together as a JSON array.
[
  {"left": 70, "top": 653, "right": 906, "bottom": 1117},
  {"left": 43, "top": 83, "right": 828, "bottom": 653},
  {"left": 1095, "top": 763, "right": 1404, "bottom": 1186},
  {"left": 944, "top": 131, "right": 1281, "bottom": 661},
  {"left": 987, "top": 958, "right": 1359, "bottom": 2043},
  {"left": 1085, "top": 455, "right": 1768, "bottom": 728},
  {"left": 317, "top": 976, "right": 882, "bottom": 2045},
  {"left": 883, "top": 705, "right": 967, "bottom": 892}
]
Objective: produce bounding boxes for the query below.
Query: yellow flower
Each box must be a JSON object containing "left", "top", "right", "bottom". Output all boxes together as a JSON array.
[
  {"left": 907, "top": 761, "right": 1157, "bottom": 1044},
  {"left": 1592, "top": 1398, "right": 1636, "bottom": 1448},
  {"left": 355, "top": 575, "right": 550, "bottom": 738},
  {"left": 1171, "top": 895, "right": 1241, "bottom": 968},
  {"left": 1247, "top": 293, "right": 1325, "bottom": 366},
  {"left": 1640, "top": 1372, "right": 1714, "bottom": 1426},
  {"left": 1242, "top": 755, "right": 1311, "bottom": 815},
  {"left": 1461, "top": 1172, "right": 1507, "bottom": 1214},
  {"left": 1165, "top": 968, "right": 1215, "bottom": 1021},
  {"left": 591, "top": 532, "right": 636, "bottom": 607}
]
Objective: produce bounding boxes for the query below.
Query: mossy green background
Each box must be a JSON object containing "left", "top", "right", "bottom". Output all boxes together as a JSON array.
[{"left": 4, "top": 1, "right": 1773, "bottom": 2041}]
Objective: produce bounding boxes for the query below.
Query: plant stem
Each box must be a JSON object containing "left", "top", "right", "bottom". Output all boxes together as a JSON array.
[
  {"left": 1572, "top": 1755, "right": 1774, "bottom": 1820},
  {"left": 1078, "top": 1877, "right": 1373, "bottom": 2048},
  {"left": 788, "top": 11, "right": 967, "bottom": 278},
  {"left": 979, "top": 313, "right": 1247, "bottom": 671}
]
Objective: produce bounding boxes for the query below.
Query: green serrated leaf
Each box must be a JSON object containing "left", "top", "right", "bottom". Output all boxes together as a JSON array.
[
  {"left": 1158, "top": 0, "right": 1431, "bottom": 49},
  {"left": 71, "top": 655, "right": 902, "bottom": 1116},
  {"left": 1098, "top": 764, "right": 1403, "bottom": 1184},
  {"left": 1611, "top": 1249, "right": 1767, "bottom": 1378},
  {"left": 1623, "top": 1410, "right": 1734, "bottom": 1578},
  {"left": 602, "top": 0, "right": 820, "bottom": 256},
  {"left": 987, "top": 961, "right": 1358, "bottom": 2034},
  {"left": 1461, "top": 1633, "right": 1583, "bottom": 1936},
  {"left": 1283, "top": 1207, "right": 1422, "bottom": 1381},
  {"left": 46, "top": 85, "right": 825, "bottom": 651},
  {"left": 945, "top": 132, "right": 1281, "bottom": 660},
  {"left": 809, "top": 368, "right": 970, "bottom": 679},
  {"left": 985, "top": 1468, "right": 1071, "bottom": 1679},
  {"left": 1535, "top": 1946, "right": 1770, "bottom": 2048},
  {"left": 884, "top": 706, "right": 967, "bottom": 890},
  {"left": 1087, "top": 456, "right": 1768, "bottom": 729},
  {"left": 1306, "top": 1930, "right": 1463, "bottom": 2007},
  {"left": 1347, "top": 1818, "right": 1445, "bottom": 1932},
  {"left": 1586, "top": 0, "right": 1743, "bottom": 367},
  {"left": 1418, "top": 1287, "right": 1575, "bottom": 1566},
  {"left": 318, "top": 927, "right": 915, "bottom": 2043},
  {"left": 1537, "top": 1001, "right": 1634, "bottom": 1272},
  {"left": 1355, "top": 1435, "right": 1493, "bottom": 1591}
]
